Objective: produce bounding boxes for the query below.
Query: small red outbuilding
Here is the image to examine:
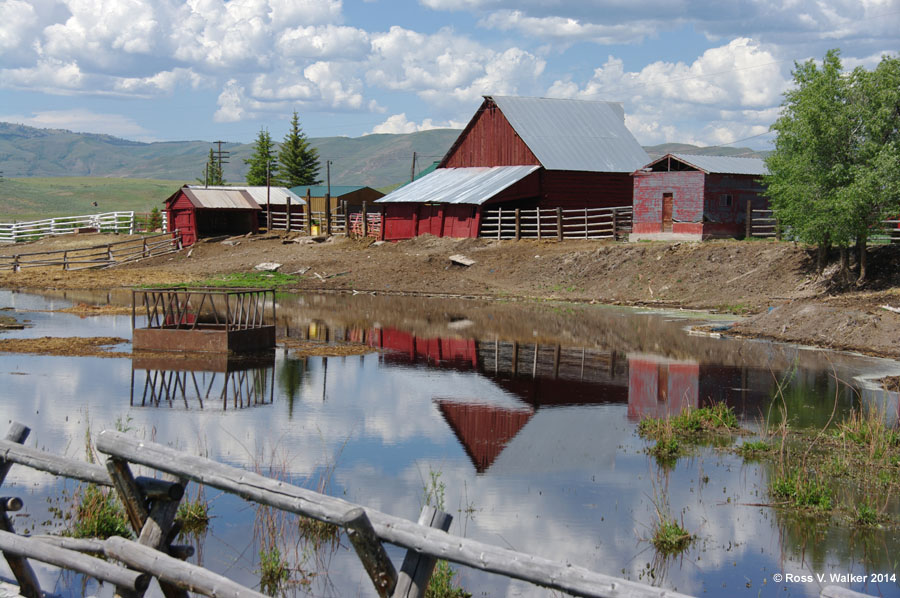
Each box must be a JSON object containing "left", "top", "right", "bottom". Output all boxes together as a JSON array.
[
  {"left": 165, "top": 185, "right": 261, "bottom": 246},
  {"left": 631, "top": 154, "right": 769, "bottom": 240}
]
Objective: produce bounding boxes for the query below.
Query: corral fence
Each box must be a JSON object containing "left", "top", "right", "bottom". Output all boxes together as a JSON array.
[
  {"left": 261, "top": 203, "right": 349, "bottom": 236},
  {"left": 479, "top": 206, "right": 632, "bottom": 241},
  {"left": 0, "top": 230, "right": 182, "bottom": 272},
  {"left": 747, "top": 207, "right": 900, "bottom": 244},
  {"left": 0, "top": 212, "right": 143, "bottom": 244},
  {"left": 0, "top": 422, "right": 873, "bottom": 598}
]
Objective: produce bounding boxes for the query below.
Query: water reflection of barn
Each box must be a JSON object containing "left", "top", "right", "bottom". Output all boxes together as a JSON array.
[{"left": 367, "top": 328, "right": 784, "bottom": 473}]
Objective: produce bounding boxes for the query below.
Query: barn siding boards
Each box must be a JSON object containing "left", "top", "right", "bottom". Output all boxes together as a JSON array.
[{"left": 442, "top": 102, "right": 541, "bottom": 168}]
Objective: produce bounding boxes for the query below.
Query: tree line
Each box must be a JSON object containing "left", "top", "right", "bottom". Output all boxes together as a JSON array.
[
  {"left": 199, "top": 110, "right": 321, "bottom": 188},
  {"left": 765, "top": 50, "right": 900, "bottom": 283}
]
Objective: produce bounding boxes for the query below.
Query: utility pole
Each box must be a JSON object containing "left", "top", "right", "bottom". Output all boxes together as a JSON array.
[
  {"left": 410, "top": 151, "right": 417, "bottom": 182},
  {"left": 212, "top": 140, "right": 229, "bottom": 183}
]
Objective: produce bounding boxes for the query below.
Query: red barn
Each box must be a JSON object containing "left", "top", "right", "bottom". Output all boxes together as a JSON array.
[
  {"left": 631, "top": 154, "right": 769, "bottom": 240},
  {"left": 376, "top": 95, "right": 649, "bottom": 240},
  {"left": 165, "top": 185, "right": 260, "bottom": 246}
]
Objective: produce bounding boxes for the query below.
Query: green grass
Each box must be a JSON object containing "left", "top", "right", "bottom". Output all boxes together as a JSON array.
[
  {"left": 69, "top": 484, "right": 132, "bottom": 539},
  {"left": 0, "top": 177, "right": 185, "bottom": 220},
  {"left": 146, "top": 271, "right": 300, "bottom": 289},
  {"left": 771, "top": 469, "right": 833, "bottom": 511},
  {"left": 639, "top": 403, "right": 739, "bottom": 439},
  {"left": 855, "top": 501, "right": 879, "bottom": 526},
  {"left": 258, "top": 545, "right": 291, "bottom": 597},
  {"left": 737, "top": 440, "right": 772, "bottom": 458},
  {"left": 176, "top": 493, "right": 211, "bottom": 535},
  {"left": 651, "top": 517, "right": 693, "bottom": 555},
  {"left": 426, "top": 560, "right": 472, "bottom": 598}
]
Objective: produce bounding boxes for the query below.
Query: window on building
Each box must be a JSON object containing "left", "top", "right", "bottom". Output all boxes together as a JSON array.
[{"left": 720, "top": 193, "right": 733, "bottom": 207}]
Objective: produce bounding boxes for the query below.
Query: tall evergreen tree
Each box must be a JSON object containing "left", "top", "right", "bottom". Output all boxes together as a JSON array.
[
  {"left": 244, "top": 127, "right": 278, "bottom": 186},
  {"left": 277, "top": 111, "right": 320, "bottom": 187},
  {"left": 197, "top": 148, "right": 225, "bottom": 186}
]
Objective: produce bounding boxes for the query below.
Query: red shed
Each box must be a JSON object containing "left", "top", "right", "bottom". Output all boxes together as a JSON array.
[
  {"left": 631, "top": 154, "right": 769, "bottom": 240},
  {"left": 376, "top": 95, "right": 649, "bottom": 240},
  {"left": 165, "top": 185, "right": 261, "bottom": 246}
]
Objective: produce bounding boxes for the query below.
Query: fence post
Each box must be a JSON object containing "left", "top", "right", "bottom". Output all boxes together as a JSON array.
[
  {"left": 537, "top": 209, "right": 541, "bottom": 241},
  {"left": 775, "top": 218, "right": 782, "bottom": 241},
  {"left": 584, "top": 208, "right": 588, "bottom": 239},
  {"left": 362, "top": 201, "right": 368, "bottom": 238},
  {"left": 514, "top": 209, "right": 520, "bottom": 241},
  {"left": 1, "top": 423, "right": 42, "bottom": 598},
  {"left": 391, "top": 506, "right": 453, "bottom": 598},
  {"left": 107, "top": 244, "right": 113, "bottom": 264},
  {"left": 497, "top": 208, "right": 502, "bottom": 240},
  {"left": 13, "top": 255, "right": 19, "bottom": 273},
  {"left": 63, "top": 251, "right": 68, "bottom": 271},
  {"left": 143, "top": 238, "right": 148, "bottom": 258},
  {"left": 286, "top": 197, "right": 292, "bottom": 232},
  {"left": 745, "top": 200, "right": 752, "bottom": 238},
  {"left": 612, "top": 209, "right": 618, "bottom": 240},
  {"left": 556, "top": 207, "right": 563, "bottom": 242},
  {"left": 129, "top": 212, "right": 134, "bottom": 235}
]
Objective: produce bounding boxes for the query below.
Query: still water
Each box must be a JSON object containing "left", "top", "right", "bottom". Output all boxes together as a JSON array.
[{"left": 1, "top": 289, "right": 899, "bottom": 598}]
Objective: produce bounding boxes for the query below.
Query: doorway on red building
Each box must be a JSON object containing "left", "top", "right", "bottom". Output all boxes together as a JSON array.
[{"left": 662, "top": 193, "right": 673, "bottom": 232}]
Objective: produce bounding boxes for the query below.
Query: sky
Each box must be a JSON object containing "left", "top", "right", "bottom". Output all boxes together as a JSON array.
[{"left": 0, "top": 0, "right": 897, "bottom": 149}]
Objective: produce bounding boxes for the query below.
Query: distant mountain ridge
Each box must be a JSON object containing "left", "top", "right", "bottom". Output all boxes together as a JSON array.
[{"left": 0, "top": 122, "right": 769, "bottom": 189}]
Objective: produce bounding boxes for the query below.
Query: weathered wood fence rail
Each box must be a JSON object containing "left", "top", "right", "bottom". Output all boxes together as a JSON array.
[
  {"left": 0, "top": 422, "right": 877, "bottom": 598},
  {"left": 0, "top": 212, "right": 142, "bottom": 244},
  {"left": 479, "top": 206, "right": 632, "bottom": 241},
  {"left": 747, "top": 206, "right": 899, "bottom": 244},
  {"left": 0, "top": 230, "right": 182, "bottom": 272}
]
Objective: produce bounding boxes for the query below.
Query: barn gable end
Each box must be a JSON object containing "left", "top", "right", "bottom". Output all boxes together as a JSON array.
[{"left": 441, "top": 98, "right": 541, "bottom": 168}]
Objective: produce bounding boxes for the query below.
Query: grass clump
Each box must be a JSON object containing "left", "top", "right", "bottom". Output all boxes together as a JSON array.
[
  {"left": 651, "top": 517, "right": 694, "bottom": 555},
  {"left": 426, "top": 560, "right": 472, "bottom": 598},
  {"left": 834, "top": 408, "right": 900, "bottom": 457},
  {"left": 69, "top": 484, "right": 132, "bottom": 539},
  {"left": 258, "top": 545, "right": 291, "bottom": 597},
  {"left": 737, "top": 440, "right": 771, "bottom": 459},
  {"left": 771, "top": 469, "right": 832, "bottom": 511},
  {"left": 639, "top": 403, "right": 738, "bottom": 439},
  {"left": 854, "top": 501, "right": 879, "bottom": 526},
  {"left": 176, "top": 490, "right": 210, "bottom": 535}
]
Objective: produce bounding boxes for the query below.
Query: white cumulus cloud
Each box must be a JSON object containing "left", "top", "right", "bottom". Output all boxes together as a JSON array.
[
  {"left": 0, "top": 108, "right": 150, "bottom": 136},
  {"left": 368, "top": 113, "right": 466, "bottom": 134}
]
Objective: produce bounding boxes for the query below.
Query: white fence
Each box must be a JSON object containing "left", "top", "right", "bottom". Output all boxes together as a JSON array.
[
  {"left": 0, "top": 211, "right": 156, "bottom": 244},
  {"left": 479, "top": 206, "right": 632, "bottom": 241}
]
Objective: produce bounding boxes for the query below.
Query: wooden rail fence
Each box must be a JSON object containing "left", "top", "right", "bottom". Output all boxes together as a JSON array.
[
  {"left": 746, "top": 204, "right": 899, "bottom": 244},
  {"left": 0, "top": 230, "right": 182, "bottom": 272},
  {"left": 479, "top": 206, "right": 632, "bottom": 241},
  {"left": 0, "top": 422, "right": 876, "bottom": 598},
  {"left": 0, "top": 212, "right": 139, "bottom": 244}
]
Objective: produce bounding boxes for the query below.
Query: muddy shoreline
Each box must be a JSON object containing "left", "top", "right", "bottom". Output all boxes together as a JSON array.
[{"left": 1, "top": 232, "right": 898, "bottom": 360}]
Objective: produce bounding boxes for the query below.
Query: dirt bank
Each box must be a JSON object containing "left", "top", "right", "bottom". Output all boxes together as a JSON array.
[{"left": 1, "top": 232, "right": 898, "bottom": 358}]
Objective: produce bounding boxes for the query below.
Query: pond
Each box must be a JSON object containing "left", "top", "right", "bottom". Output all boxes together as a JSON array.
[{"left": 1, "top": 289, "right": 899, "bottom": 598}]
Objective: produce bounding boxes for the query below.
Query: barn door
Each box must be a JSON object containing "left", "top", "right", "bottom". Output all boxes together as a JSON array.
[
  {"left": 174, "top": 210, "right": 195, "bottom": 246},
  {"left": 662, "top": 193, "right": 674, "bottom": 233}
]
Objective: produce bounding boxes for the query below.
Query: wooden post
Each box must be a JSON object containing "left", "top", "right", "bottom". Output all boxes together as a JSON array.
[
  {"left": 584, "top": 208, "right": 588, "bottom": 239},
  {"left": 775, "top": 218, "right": 782, "bottom": 241},
  {"left": 63, "top": 250, "right": 69, "bottom": 270},
  {"left": 306, "top": 189, "right": 312, "bottom": 235},
  {"left": 537, "top": 209, "right": 541, "bottom": 240},
  {"left": 13, "top": 255, "right": 19, "bottom": 273},
  {"left": 745, "top": 199, "right": 752, "bottom": 238},
  {"left": 497, "top": 207, "right": 502, "bottom": 240},
  {"left": 1, "top": 423, "right": 41, "bottom": 598},
  {"left": 392, "top": 506, "right": 452, "bottom": 598},
  {"left": 325, "top": 193, "right": 332, "bottom": 235},
  {"left": 556, "top": 207, "right": 563, "bottom": 241},
  {"left": 285, "top": 196, "right": 292, "bottom": 232},
  {"left": 362, "top": 201, "right": 368, "bottom": 238},
  {"left": 514, "top": 209, "right": 520, "bottom": 240},
  {"left": 612, "top": 208, "right": 618, "bottom": 240},
  {"left": 341, "top": 507, "right": 397, "bottom": 597}
]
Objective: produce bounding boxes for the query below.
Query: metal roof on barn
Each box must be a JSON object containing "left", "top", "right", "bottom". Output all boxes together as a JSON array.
[
  {"left": 668, "top": 154, "right": 769, "bottom": 176},
  {"left": 178, "top": 187, "right": 260, "bottom": 210},
  {"left": 375, "top": 166, "right": 540, "bottom": 205},
  {"left": 488, "top": 96, "right": 650, "bottom": 173},
  {"left": 187, "top": 185, "right": 305, "bottom": 206}
]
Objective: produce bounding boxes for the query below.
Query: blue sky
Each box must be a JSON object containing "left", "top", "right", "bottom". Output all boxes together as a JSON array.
[{"left": 1, "top": 0, "right": 897, "bottom": 149}]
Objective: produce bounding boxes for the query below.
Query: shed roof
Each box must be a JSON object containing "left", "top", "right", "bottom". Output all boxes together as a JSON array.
[
  {"left": 175, "top": 187, "right": 260, "bottom": 210},
  {"left": 486, "top": 96, "right": 650, "bottom": 173},
  {"left": 375, "top": 166, "right": 540, "bottom": 205},
  {"left": 188, "top": 185, "right": 305, "bottom": 206},
  {"left": 663, "top": 154, "right": 769, "bottom": 176},
  {"left": 290, "top": 185, "right": 374, "bottom": 198}
]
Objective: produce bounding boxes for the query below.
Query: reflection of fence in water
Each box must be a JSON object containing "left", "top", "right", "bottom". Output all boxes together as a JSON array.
[{"left": 131, "top": 356, "right": 275, "bottom": 410}]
